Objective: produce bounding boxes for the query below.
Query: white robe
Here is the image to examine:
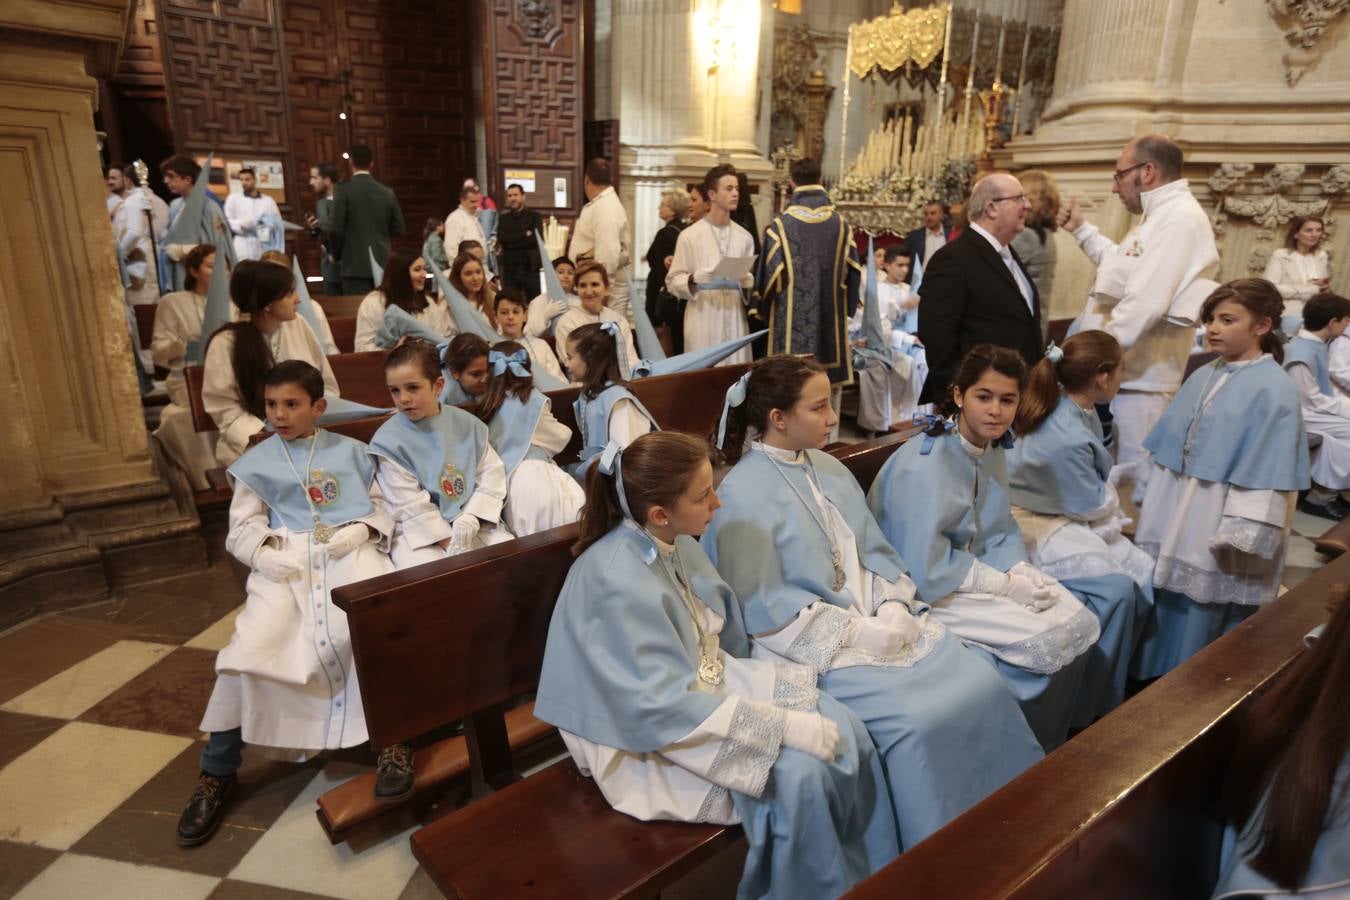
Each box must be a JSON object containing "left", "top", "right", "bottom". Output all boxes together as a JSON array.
[
  {"left": 151, "top": 290, "right": 219, "bottom": 490},
  {"left": 111, "top": 191, "right": 162, "bottom": 305},
  {"left": 443, "top": 207, "right": 488, "bottom": 266},
  {"left": 1135, "top": 362, "right": 1296, "bottom": 606},
  {"left": 851, "top": 281, "right": 927, "bottom": 431},
  {"left": 554, "top": 306, "right": 639, "bottom": 372},
  {"left": 199, "top": 477, "right": 394, "bottom": 751},
  {"left": 353, "top": 291, "right": 458, "bottom": 351},
  {"left": 570, "top": 186, "right": 632, "bottom": 319},
  {"left": 666, "top": 217, "right": 754, "bottom": 366},
  {"left": 1331, "top": 335, "right": 1350, "bottom": 399},
  {"left": 525, "top": 291, "right": 580, "bottom": 337},
  {"left": 202, "top": 318, "right": 340, "bottom": 465},
  {"left": 501, "top": 409, "right": 585, "bottom": 537},
  {"left": 224, "top": 191, "right": 282, "bottom": 262},
  {"left": 515, "top": 333, "right": 566, "bottom": 386},
  {"left": 1263, "top": 247, "right": 1329, "bottom": 319},
  {"left": 373, "top": 445, "right": 512, "bottom": 569},
  {"left": 1285, "top": 329, "right": 1350, "bottom": 490}
]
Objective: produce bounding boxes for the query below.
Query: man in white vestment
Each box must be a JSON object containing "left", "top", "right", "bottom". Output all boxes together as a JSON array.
[
  {"left": 444, "top": 185, "right": 488, "bottom": 273},
  {"left": 665, "top": 164, "right": 754, "bottom": 367},
  {"left": 224, "top": 168, "right": 282, "bottom": 262},
  {"left": 570, "top": 158, "right": 632, "bottom": 322},
  {"left": 1061, "top": 134, "right": 1219, "bottom": 504},
  {"left": 108, "top": 164, "right": 165, "bottom": 305}
]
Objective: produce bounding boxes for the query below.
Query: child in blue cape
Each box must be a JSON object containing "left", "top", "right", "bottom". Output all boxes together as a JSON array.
[
  {"left": 536, "top": 431, "right": 900, "bottom": 899},
  {"left": 866, "top": 344, "right": 1101, "bottom": 750},
  {"left": 179, "top": 361, "right": 394, "bottom": 845},
  {"left": 1134, "top": 278, "right": 1309, "bottom": 678},
  {"left": 473, "top": 341, "right": 584, "bottom": 536},
  {"left": 1280, "top": 291, "right": 1350, "bottom": 520},
  {"left": 565, "top": 321, "right": 657, "bottom": 478},
  {"left": 439, "top": 333, "right": 491, "bottom": 406},
  {"left": 370, "top": 339, "right": 512, "bottom": 569},
  {"left": 703, "top": 354, "right": 1043, "bottom": 849},
  {"left": 1008, "top": 330, "right": 1154, "bottom": 727}
]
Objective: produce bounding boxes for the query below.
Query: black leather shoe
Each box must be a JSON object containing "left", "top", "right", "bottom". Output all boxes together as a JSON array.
[
  {"left": 177, "top": 772, "right": 235, "bottom": 846},
  {"left": 1298, "top": 496, "right": 1349, "bottom": 520},
  {"left": 374, "top": 742, "right": 415, "bottom": 803}
]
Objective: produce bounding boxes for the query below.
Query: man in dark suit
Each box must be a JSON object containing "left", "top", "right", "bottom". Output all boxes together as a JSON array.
[
  {"left": 330, "top": 144, "right": 405, "bottom": 294},
  {"left": 902, "top": 200, "right": 953, "bottom": 269},
  {"left": 918, "top": 172, "right": 1041, "bottom": 404}
]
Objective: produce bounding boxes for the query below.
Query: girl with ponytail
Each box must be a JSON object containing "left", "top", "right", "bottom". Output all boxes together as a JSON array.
[
  {"left": 566, "top": 322, "right": 658, "bottom": 479},
  {"left": 473, "top": 341, "right": 584, "bottom": 536},
  {"left": 202, "top": 259, "right": 339, "bottom": 465},
  {"left": 537, "top": 432, "right": 900, "bottom": 898},
  {"left": 1006, "top": 331, "right": 1155, "bottom": 728},
  {"left": 866, "top": 344, "right": 1102, "bottom": 750},
  {"left": 1133, "top": 278, "right": 1310, "bottom": 678},
  {"left": 704, "top": 354, "right": 1043, "bottom": 847}
]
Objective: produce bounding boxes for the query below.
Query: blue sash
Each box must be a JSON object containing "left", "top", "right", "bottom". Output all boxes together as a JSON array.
[
  {"left": 369, "top": 405, "right": 490, "bottom": 520},
  {"left": 489, "top": 389, "right": 550, "bottom": 478},
  {"left": 228, "top": 431, "right": 376, "bottom": 533}
]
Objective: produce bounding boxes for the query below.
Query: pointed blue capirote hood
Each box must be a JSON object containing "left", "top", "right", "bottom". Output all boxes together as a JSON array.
[{"left": 631, "top": 329, "right": 765, "bottom": 378}]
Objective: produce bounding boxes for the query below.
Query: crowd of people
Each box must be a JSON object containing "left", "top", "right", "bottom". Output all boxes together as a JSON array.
[{"left": 102, "top": 136, "right": 1346, "bottom": 899}]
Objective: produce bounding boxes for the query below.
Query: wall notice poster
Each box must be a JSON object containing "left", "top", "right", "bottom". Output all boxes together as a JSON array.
[
  {"left": 553, "top": 176, "right": 568, "bottom": 208},
  {"left": 504, "top": 168, "right": 536, "bottom": 193}
]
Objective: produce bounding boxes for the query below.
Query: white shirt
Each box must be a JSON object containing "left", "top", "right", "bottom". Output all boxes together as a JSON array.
[
  {"left": 353, "top": 291, "right": 458, "bottom": 351},
  {"left": 1263, "top": 248, "right": 1330, "bottom": 303},
  {"left": 111, "top": 191, "right": 161, "bottom": 282},
  {"left": 554, "top": 306, "right": 639, "bottom": 372},
  {"left": 664, "top": 217, "right": 755, "bottom": 301},
  {"left": 1072, "top": 179, "right": 1220, "bottom": 393},
  {"left": 443, "top": 207, "right": 487, "bottom": 265},
  {"left": 570, "top": 186, "right": 631, "bottom": 288},
  {"left": 923, "top": 227, "right": 946, "bottom": 266},
  {"left": 224, "top": 191, "right": 282, "bottom": 261}
]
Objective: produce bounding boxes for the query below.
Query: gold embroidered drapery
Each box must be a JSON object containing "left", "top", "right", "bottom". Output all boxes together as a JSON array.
[{"left": 848, "top": 3, "right": 949, "bottom": 79}]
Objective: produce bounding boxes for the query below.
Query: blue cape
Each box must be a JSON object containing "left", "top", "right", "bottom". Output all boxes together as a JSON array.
[
  {"left": 228, "top": 430, "right": 376, "bottom": 532},
  {"left": 369, "top": 405, "right": 490, "bottom": 520},
  {"left": 1007, "top": 396, "right": 1112, "bottom": 517}
]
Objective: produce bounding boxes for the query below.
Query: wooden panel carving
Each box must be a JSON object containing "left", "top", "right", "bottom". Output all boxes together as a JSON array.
[{"left": 483, "top": 0, "right": 586, "bottom": 215}]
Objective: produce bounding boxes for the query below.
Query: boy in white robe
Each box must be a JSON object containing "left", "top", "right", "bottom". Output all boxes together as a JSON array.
[
  {"left": 494, "top": 290, "right": 566, "bottom": 386},
  {"left": 1280, "top": 292, "right": 1350, "bottom": 519},
  {"left": 178, "top": 361, "right": 395, "bottom": 846},
  {"left": 666, "top": 165, "right": 754, "bottom": 366}
]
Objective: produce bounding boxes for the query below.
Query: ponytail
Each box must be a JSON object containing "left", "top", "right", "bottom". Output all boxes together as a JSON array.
[
  {"left": 205, "top": 259, "right": 296, "bottom": 420},
  {"left": 939, "top": 344, "right": 1028, "bottom": 421},
  {"left": 712, "top": 355, "right": 825, "bottom": 465},
  {"left": 1202, "top": 278, "right": 1286, "bottom": 364},
  {"left": 1014, "top": 330, "right": 1122, "bottom": 436},
  {"left": 473, "top": 341, "right": 534, "bottom": 424}
]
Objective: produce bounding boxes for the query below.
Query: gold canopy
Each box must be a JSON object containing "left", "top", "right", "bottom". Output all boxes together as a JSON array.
[{"left": 848, "top": 3, "right": 949, "bottom": 79}]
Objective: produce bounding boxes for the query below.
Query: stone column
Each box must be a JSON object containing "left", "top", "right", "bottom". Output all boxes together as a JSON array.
[
  {"left": 0, "top": 0, "right": 204, "bottom": 627},
  {"left": 607, "top": 0, "right": 775, "bottom": 303}
]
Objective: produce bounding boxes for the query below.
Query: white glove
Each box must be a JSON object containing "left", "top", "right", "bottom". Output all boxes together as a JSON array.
[
  {"left": 874, "top": 602, "right": 922, "bottom": 646},
  {"left": 545, "top": 298, "right": 569, "bottom": 319},
  {"left": 845, "top": 616, "right": 910, "bottom": 657},
  {"left": 1091, "top": 515, "right": 1125, "bottom": 543},
  {"left": 449, "top": 514, "right": 480, "bottom": 552},
  {"left": 323, "top": 523, "right": 370, "bottom": 560},
  {"left": 166, "top": 243, "right": 191, "bottom": 262},
  {"left": 166, "top": 337, "right": 188, "bottom": 361},
  {"left": 255, "top": 547, "right": 302, "bottom": 583},
  {"left": 1006, "top": 562, "right": 1058, "bottom": 612},
  {"left": 781, "top": 709, "right": 840, "bottom": 762}
]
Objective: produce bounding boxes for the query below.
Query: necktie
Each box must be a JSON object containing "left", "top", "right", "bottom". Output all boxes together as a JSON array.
[{"left": 1001, "top": 247, "right": 1034, "bottom": 314}]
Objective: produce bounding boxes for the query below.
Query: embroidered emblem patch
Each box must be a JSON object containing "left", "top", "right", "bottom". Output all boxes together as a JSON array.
[
  {"left": 307, "top": 469, "right": 341, "bottom": 506},
  {"left": 439, "top": 463, "right": 467, "bottom": 500}
]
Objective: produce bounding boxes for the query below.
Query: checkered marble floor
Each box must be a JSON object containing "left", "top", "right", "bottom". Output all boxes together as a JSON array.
[{"left": 0, "top": 504, "right": 1331, "bottom": 899}]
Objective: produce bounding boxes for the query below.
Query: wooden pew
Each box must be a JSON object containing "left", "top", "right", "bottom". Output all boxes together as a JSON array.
[
  {"left": 1314, "top": 517, "right": 1350, "bottom": 558},
  {"left": 314, "top": 294, "right": 367, "bottom": 318},
  {"left": 134, "top": 303, "right": 157, "bottom": 350},
  {"left": 327, "top": 434, "right": 916, "bottom": 876},
  {"left": 843, "top": 557, "right": 1342, "bottom": 900},
  {"left": 1047, "top": 317, "right": 1073, "bottom": 346},
  {"left": 328, "top": 316, "right": 356, "bottom": 354}
]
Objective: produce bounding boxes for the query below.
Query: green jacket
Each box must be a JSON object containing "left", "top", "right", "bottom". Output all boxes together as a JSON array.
[{"left": 330, "top": 172, "right": 405, "bottom": 278}]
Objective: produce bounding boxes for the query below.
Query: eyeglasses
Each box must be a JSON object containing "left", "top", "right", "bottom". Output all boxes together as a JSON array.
[
  {"left": 1113, "top": 161, "right": 1148, "bottom": 183},
  {"left": 991, "top": 194, "right": 1028, "bottom": 205}
]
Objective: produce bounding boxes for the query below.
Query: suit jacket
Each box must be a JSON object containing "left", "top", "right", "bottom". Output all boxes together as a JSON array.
[
  {"left": 917, "top": 229, "right": 1042, "bottom": 403},
  {"left": 903, "top": 225, "right": 954, "bottom": 267},
  {"left": 330, "top": 173, "right": 405, "bottom": 279}
]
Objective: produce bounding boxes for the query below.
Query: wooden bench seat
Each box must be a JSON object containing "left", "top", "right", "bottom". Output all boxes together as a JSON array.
[{"left": 843, "top": 555, "right": 1343, "bottom": 900}]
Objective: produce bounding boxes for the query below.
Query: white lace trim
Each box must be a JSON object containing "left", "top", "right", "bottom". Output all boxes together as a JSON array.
[
  {"left": 870, "top": 571, "right": 918, "bottom": 612},
  {"left": 705, "top": 698, "right": 785, "bottom": 801},
  {"left": 1209, "top": 516, "right": 1283, "bottom": 560},
  {"left": 987, "top": 605, "right": 1100, "bottom": 675},
  {"left": 786, "top": 603, "right": 853, "bottom": 674},
  {"left": 1037, "top": 549, "right": 1154, "bottom": 592},
  {"left": 831, "top": 615, "right": 946, "bottom": 670},
  {"left": 771, "top": 662, "right": 819, "bottom": 711},
  {"left": 1138, "top": 542, "right": 1283, "bottom": 607},
  {"left": 693, "top": 784, "right": 736, "bottom": 824}
]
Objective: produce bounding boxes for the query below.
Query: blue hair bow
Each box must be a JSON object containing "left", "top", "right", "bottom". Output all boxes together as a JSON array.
[
  {"left": 597, "top": 440, "right": 635, "bottom": 521},
  {"left": 715, "top": 372, "right": 753, "bottom": 450},
  {"left": 598, "top": 320, "right": 631, "bottom": 378},
  {"left": 489, "top": 348, "right": 530, "bottom": 378},
  {"left": 994, "top": 429, "right": 1016, "bottom": 450},
  {"left": 914, "top": 412, "right": 956, "bottom": 456}
]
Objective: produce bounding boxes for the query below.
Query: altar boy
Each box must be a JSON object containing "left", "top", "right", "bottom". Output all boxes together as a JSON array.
[{"left": 178, "top": 361, "right": 396, "bottom": 846}]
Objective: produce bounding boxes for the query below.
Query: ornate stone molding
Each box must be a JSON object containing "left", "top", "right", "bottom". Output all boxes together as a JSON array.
[
  {"left": 770, "top": 24, "right": 833, "bottom": 163},
  {"left": 1207, "top": 162, "right": 1347, "bottom": 273},
  {"left": 1266, "top": 0, "right": 1350, "bottom": 86}
]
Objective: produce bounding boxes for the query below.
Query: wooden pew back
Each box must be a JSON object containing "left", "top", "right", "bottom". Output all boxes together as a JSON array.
[
  {"left": 328, "top": 316, "right": 356, "bottom": 354},
  {"left": 134, "top": 303, "right": 157, "bottom": 350},
  {"left": 314, "top": 294, "right": 367, "bottom": 318},
  {"left": 844, "top": 557, "right": 1343, "bottom": 900}
]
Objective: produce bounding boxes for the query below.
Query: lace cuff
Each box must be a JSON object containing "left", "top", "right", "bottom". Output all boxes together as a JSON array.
[
  {"left": 1210, "top": 515, "right": 1283, "bottom": 560},
  {"left": 770, "top": 662, "right": 819, "bottom": 712},
  {"left": 961, "top": 559, "right": 1010, "bottom": 595},
  {"left": 704, "top": 699, "right": 786, "bottom": 800},
  {"left": 870, "top": 570, "right": 918, "bottom": 613},
  {"left": 784, "top": 603, "right": 853, "bottom": 674}
]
